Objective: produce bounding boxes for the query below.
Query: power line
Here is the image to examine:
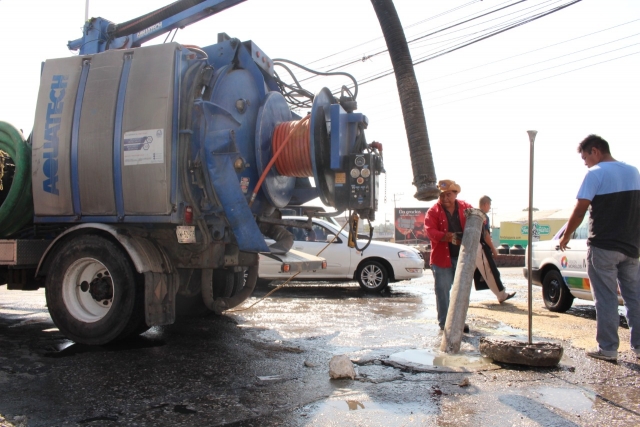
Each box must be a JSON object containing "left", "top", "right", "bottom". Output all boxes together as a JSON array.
[
  {"left": 353, "top": 17, "right": 640, "bottom": 105},
  {"left": 304, "top": 0, "right": 483, "bottom": 67},
  {"left": 353, "top": 0, "right": 584, "bottom": 88},
  {"left": 317, "top": 0, "right": 529, "bottom": 74},
  {"left": 414, "top": 18, "right": 640, "bottom": 86},
  {"left": 312, "top": 0, "right": 581, "bottom": 94},
  {"left": 407, "top": 0, "right": 562, "bottom": 52},
  {"left": 304, "top": 0, "right": 561, "bottom": 83},
  {"left": 428, "top": 41, "right": 640, "bottom": 102},
  {"left": 298, "top": 0, "right": 540, "bottom": 84},
  {"left": 426, "top": 33, "right": 640, "bottom": 96},
  {"left": 294, "top": 0, "right": 533, "bottom": 82},
  {"left": 427, "top": 49, "right": 640, "bottom": 108},
  {"left": 370, "top": 49, "right": 639, "bottom": 119}
]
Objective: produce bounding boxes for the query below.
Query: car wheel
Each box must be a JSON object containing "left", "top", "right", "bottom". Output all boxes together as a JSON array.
[
  {"left": 45, "top": 235, "right": 146, "bottom": 345},
  {"left": 357, "top": 260, "right": 389, "bottom": 292},
  {"left": 542, "top": 270, "right": 574, "bottom": 312}
]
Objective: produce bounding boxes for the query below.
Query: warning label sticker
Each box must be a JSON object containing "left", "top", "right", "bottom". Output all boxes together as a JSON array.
[{"left": 123, "top": 129, "right": 164, "bottom": 166}]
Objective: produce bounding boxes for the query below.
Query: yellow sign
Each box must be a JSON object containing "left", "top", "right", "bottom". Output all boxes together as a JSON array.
[{"left": 499, "top": 219, "right": 566, "bottom": 247}]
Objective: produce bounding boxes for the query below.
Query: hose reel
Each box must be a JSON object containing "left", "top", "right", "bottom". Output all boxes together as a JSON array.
[
  {"left": 0, "top": 122, "right": 33, "bottom": 237},
  {"left": 254, "top": 88, "right": 382, "bottom": 220}
]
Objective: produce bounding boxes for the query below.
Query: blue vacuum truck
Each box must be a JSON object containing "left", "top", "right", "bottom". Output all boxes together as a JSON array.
[{"left": 0, "top": 0, "right": 438, "bottom": 345}]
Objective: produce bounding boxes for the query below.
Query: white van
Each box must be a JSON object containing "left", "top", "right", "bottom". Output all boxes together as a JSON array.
[{"left": 523, "top": 214, "right": 623, "bottom": 312}]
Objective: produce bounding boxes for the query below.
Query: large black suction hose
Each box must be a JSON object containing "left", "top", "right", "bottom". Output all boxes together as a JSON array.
[{"left": 370, "top": 0, "right": 440, "bottom": 202}]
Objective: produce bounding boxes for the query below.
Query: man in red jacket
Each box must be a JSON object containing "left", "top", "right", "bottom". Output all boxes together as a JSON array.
[{"left": 425, "top": 180, "right": 472, "bottom": 331}]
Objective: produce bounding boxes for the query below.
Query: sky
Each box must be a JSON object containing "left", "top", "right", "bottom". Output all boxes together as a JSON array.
[{"left": 1, "top": 0, "right": 638, "bottom": 226}]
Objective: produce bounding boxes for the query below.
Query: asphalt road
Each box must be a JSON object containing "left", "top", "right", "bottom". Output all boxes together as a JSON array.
[{"left": 1, "top": 268, "right": 639, "bottom": 426}]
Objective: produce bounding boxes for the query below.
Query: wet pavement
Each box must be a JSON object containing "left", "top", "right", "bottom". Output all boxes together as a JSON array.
[{"left": 1, "top": 268, "right": 639, "bottom": 426}]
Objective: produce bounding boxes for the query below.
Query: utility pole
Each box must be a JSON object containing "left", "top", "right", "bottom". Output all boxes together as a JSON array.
[{"left": 393, "top": 193, "right": 403, "bottom": 210}]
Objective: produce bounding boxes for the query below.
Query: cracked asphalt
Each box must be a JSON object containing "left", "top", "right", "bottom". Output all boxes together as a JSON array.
[{"left": 1, "top": 268, "right": 639, "bottom": 426}]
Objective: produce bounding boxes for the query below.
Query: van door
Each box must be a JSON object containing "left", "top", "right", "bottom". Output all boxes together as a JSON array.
[{"left": 556, "top": 215, "right": 590, "bottom": 300}]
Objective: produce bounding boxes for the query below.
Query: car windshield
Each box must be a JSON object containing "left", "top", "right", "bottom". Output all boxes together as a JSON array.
[{"left": 310, "top": 222, "right": 349, "bottom": 240}]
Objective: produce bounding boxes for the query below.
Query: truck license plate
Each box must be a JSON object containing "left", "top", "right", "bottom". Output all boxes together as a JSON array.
[{"left": 176, "top": 226, "right": 196, "bottom": 243}]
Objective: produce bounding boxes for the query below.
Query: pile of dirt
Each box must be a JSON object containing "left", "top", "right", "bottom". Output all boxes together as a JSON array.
[{"left": 467, "top": 301, "right": 631, "bottom": 352}]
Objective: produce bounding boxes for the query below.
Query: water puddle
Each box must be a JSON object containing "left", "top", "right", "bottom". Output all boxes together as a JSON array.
[
  {"left": 535, "top": 387, "right": 595, "bottom": 415},
  {"left": 257, "top": 375, "right": 285, "bottom": 382},
  {"left": 476, "top": 324, "right": 525, "bottom": 337},
  {"left": 0, "top": 308, "right": 34, "bottom": 315},
  {"left": 304, "top": 398, "right": 436, "bottom": 424},
  {"left": 387, "top": 349, "right": 499, "bottom": 372},
  {"left": 592, "top": 384, "right": 640, "bottom": 417}
]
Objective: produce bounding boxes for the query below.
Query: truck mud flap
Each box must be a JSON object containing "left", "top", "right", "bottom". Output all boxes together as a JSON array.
[{"left": 144, "top": 272, "right": 179, "bottom": 326}]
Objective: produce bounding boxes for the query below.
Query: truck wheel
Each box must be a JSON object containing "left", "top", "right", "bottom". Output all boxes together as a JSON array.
[
  {"left": 357, "top": 260, "right": 389, "bottom": 292},
  {"left": 45, "top": 235, "right": 146, "bottom": 345},
  {"left": 211, "top": 268, "right": 245, "bottom": 298},
  {"left": 542, "top": 270, "right": 574, "bottom": 312}
]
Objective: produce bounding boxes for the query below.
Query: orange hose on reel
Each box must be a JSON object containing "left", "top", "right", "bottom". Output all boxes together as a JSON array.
[
  {"left": 272, "top": 119, "right": 313, "bottom": 177},
  {"left": 249, "top": 115, "right": 311, "bottom": 206}
]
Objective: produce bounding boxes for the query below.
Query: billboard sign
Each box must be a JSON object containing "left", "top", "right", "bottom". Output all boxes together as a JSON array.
[{"left": 394, "top": 207, "right": 430, "bottom": 243}]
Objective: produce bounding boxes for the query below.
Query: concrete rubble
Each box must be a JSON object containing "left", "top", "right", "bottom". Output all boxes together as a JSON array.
[{"left": 329, "top": 355, "right": 356, "bottom": 380}]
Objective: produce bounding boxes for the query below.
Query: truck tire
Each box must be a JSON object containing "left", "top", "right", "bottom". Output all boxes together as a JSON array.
[
  {"left": 542, "top": 270, "right": 574, "bottom": 313},
  {"left": 211, "top": 268, "right": 245, "bottom": 298},
  {"left": 357, "top": 260, "right": 389, "bottom": 292},
  {"left": 45, "top": 235, "right": 146, "bottom": 345}
]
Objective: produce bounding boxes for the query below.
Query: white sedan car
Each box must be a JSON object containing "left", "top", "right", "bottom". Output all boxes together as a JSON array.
[
  {"left": 524, "top": 214, "right": 624, "bottom": 312},
  {"left": 259, "top": 217, "right": 424, "bottom": 292}
]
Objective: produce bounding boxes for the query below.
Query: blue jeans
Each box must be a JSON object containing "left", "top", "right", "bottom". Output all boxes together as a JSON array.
[
  {"left": 587, "top": 246, "right": 640, "bottom": 356},
  {"left": 431, "top": 258, "right": 457, "bottom": 329}
]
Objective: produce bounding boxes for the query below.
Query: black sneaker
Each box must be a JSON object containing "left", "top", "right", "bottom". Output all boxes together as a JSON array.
[
  {"left": 441, "top": 325, "right": 470, "bottom": 333},
  {"left": 586, "top": 349, "right": 617, "bottom": 362}
]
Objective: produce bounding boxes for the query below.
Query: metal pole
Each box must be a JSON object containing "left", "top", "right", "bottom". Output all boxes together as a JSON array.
[
  {"left": 85, "top": 0, "right": 90, "bottom": 21},
  {"left": 440, "top": 208, "right": 485, "bottom": 353},
  {"left": 526, "top": 130, "right": 538, "bottom": 345}
]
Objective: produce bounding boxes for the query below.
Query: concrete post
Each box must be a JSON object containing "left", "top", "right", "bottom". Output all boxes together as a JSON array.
[{"left": 440, "top": 208, "right": 485, "bottom": 353}]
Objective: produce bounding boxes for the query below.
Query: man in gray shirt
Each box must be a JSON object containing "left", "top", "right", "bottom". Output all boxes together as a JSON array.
[{"left": 560, "top": 135, "right": 640, "bottom": 362}]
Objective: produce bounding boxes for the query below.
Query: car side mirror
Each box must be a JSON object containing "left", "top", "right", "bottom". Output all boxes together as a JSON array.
[{"left": 326, "top": 234, "right": 337, "bottom": 242}]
